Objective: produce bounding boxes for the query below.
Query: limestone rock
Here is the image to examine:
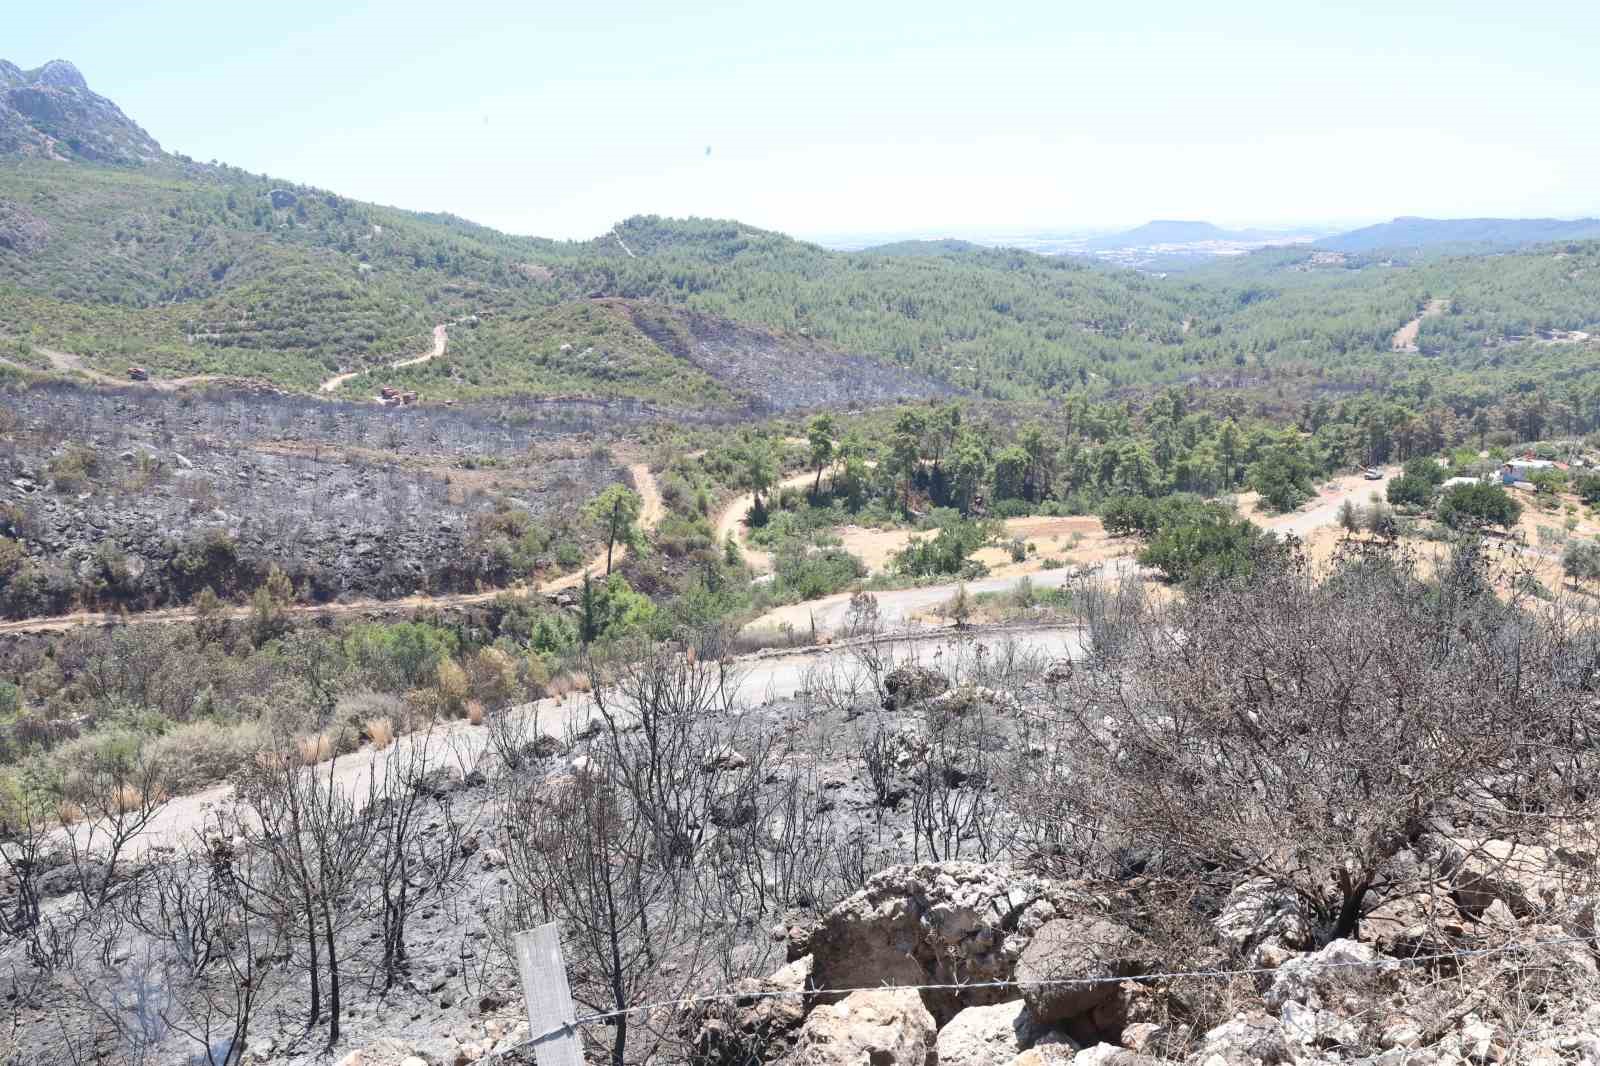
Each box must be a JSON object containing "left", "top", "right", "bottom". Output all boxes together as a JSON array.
[
  {"left": 692, "top": 955, "right": 812, "bottom": 1066},
  {"left": 1263, "top": 938, "right": 1397, "bottom": 1013},
  {"left": 1016, "top": 918, "right": 1156, "bottom": 1026},
  {"left": 937, "top": 1000, "right": 1063, "bottom": 1066},
  {"left": 1188, "top": 1013, "right": 1292, "bottom": 1066},
  {"left": 881, "top": 664, "right": 949, "bottom": 710},
  {"left": 785, "top": 988, "right": 935, "bottom": 1066},
  {"left": 1213, "top": 878, "right": 1311, "bottom": 953},
  {"left": 1450, "top": 837, "right": 1559, "bottom": 917},
  {"left": 795, "top": 862, "right": 1090, "bottom": 1025}
]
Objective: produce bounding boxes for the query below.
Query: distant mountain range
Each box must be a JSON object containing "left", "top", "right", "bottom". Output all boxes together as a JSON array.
[
  {"left": 1316, "top": 216, "right": 1600, "bottom": 254},
  {"left": 1080, "top": 220, "right": 1298, "bottom": 251}
]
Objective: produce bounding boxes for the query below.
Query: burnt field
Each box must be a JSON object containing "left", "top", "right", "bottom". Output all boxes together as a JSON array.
[{"left": 0, "top": 383, "right": 631, "bottom": 616}]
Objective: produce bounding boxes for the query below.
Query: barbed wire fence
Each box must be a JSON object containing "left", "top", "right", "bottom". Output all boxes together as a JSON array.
[{"left": 483, "top": 923, "right": 1600, "bottom": 1063}]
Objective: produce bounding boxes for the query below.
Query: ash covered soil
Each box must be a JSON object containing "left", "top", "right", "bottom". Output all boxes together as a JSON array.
[
  {"left": 8, "top": 620, "right": 1599, "bottom": 1066},
  {"left": 0, "top": 384, "right": 630, "bottom": 612}
]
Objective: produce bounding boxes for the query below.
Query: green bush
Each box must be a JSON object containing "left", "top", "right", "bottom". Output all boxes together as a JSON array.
[
  {"left": 345, "top": 621, "right": 460, "bottom": 689},
  {"left": 893, "top": 514, "right": 997, "bottom": 578},
  {"left": 1437, "top": 482, "right": 1522, "bottom": 530},
  {"left": 1139, "top": 502, "right": 1279, "bottom": 584},
  {"left": 1387, "top": 474, "right": 1438, "bottom": 508},
  {"left": 772, "top": 544, "right": 865, "bottom": 602}
]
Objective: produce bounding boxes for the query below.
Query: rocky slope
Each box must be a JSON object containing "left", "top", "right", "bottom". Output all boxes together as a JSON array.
[{"left": 0, "top": 60, "right": 162, "bottom": 164}]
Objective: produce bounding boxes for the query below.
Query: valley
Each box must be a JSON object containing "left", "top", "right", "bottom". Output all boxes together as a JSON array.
[{"left": 7, "top": 48, "right": 1600, "bottom": 1066}]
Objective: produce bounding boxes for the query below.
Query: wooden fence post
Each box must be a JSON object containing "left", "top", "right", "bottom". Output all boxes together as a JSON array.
[{"left": 515, "top": 923, "right": 584, "bottom": 1066}]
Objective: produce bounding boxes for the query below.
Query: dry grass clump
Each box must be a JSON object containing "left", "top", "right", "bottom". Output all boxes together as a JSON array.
[
  {"left": 296, "top": 733, "right": 333, "bottom": 766},
  {"left": 146, "top": 719, "right": 264, "bottom": 794},
  {"left": 549, "top": 671, "right": 592, "bottom": 698},
  {"left": 366, "top": 717, "right": 395, "bottom": 749},
  {"left": 109, "top": 781, "right": 166, "bottom": 813}
]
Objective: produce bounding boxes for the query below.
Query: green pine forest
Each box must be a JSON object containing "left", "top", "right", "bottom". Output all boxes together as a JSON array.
[{"left": 3, "top": 158, "right": 1600, "bottom": 421}]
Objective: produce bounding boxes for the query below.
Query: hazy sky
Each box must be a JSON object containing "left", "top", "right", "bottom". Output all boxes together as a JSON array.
[{"left": 10, "top": 0, "right": 1599, "bottom": 240}]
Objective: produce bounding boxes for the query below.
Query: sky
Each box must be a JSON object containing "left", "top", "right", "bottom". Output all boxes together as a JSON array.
[{"left": 10, "top": 0, "right": 1600, "bottom": 241}]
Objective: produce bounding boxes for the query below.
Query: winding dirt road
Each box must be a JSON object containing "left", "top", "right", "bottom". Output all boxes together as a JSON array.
[
  {"left": 0, "top": 463, "right": 662, "bottom": 637},
  {"left": 713, "top": 470, "right": 818, "bottom": 573},
  {"left": 8, "top": 343, "right": 222, "bottom": 391},
  {"left": 320, "top": 323, "right": 448, "bottom": 394}
]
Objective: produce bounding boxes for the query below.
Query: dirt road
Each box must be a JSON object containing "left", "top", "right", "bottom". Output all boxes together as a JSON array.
[
  {"left": 713, "top": 470, "right": 818, "bottom": 573},
  {"left": 102, "top": 623, "right": 1088, "bottom": 857},
  {"left": 320, "top": 323, "right": 448, "bottom": 394},
  {"left": 21, "top": 343, "right": 221, "bottom": 391},
  {"left": 1391, "top": 298, "right": 1449, "bottom": 352},
  {"left": 0, "top": 463, "right": 662, "bottom": 637},
  {"left": 541, "top": 462, "right": 664, "bottom": 592},
  {"left": 744, "top": 468, "right": 1397, "bottom": 639},
  {"left": 1254, "top": 467, "right": 1394, "bottom": 538}
]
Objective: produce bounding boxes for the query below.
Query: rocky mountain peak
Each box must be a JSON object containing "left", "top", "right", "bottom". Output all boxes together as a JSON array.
[
  {"left": 30, "top": 59, "right": 90, "bottom": 91},
  {"left": 0, "top": 57, "right": 163, "bottom": 164}
]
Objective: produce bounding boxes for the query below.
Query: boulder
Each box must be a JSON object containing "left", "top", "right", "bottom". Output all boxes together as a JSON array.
[
  {"left": 1279, "top": 1000, "right": 1359, "bottom": 1049},
  {"left": 936, "top": 1000, "right": 1064, "bottom": 1066},
  {"left": 1213, "top": 878, "right": 1312, "bottom": 953},
  {"left": 1016, "top": 918, "right": 1156, "bottom": 1026},
  {"left": 1189, "top": 1013, "right": 1293, "bottom": 1066},
  {"left": 692, "top": 956, "right": 812, "bottom": 1066},
  {"left": 882, "top": 665, "right": 949, "bottom": 710},
  {"left": 795, "top": 862, "right": 1087, "bottom": 1026},
  {"left": 926, "top": 686, "right": 1019, "bottom": 719},
  {"left": 785, "top": 988, "right": 935, "bottom": 1066},
  {"left": 1263, "top": 938, "right": 1397, "bottom": 1013},
  {"left": 1450, "top": 837, "right": 1559, "bottom": 917},
  {"left": 1070, "top": 1046, "right": 1167, "bottom": 1066}
]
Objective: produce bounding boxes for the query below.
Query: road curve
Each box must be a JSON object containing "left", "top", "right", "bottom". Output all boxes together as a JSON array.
[
  {"left": 320, "top": 323, "right": 448, "bottom": 394},
  {"left": 713, "top": 470, "right": 824, "bottom": 574}
]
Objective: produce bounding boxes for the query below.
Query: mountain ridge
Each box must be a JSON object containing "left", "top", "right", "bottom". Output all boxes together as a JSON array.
[
  {"left": 0, "top": 57, "right": 162, "bottom": 164},
  {"left": 1317, "top": 215, "right": 1600, "bottom": 253}
]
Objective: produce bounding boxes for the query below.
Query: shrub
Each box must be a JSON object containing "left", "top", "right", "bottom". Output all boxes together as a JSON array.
[
  {"left": 1437, "top": 482, "right": 1522, "bottom": 530},
  {"left": 771, "top": 544, "right": 865, "bottom": 602},
  {"left": 893, "top": 514, "right": 996, "bottom": 578},
  {"left": 1386, "top": 474, "right": 1437, "bottom": 508},
  {"left": 433, "top": 658, "right": 470, "bottom": 717},
  {"left": 297, "top": 733, "right": 333, "bottom": 765},
  {"left": 1139, "top": 502, "right": 1280, "bottom": 584},
  {"left": 48, "top": 445, "right": 100, "bottom": 493},
  {"left": 146, "top": 719, "right": 263, "bottom": 794}
]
